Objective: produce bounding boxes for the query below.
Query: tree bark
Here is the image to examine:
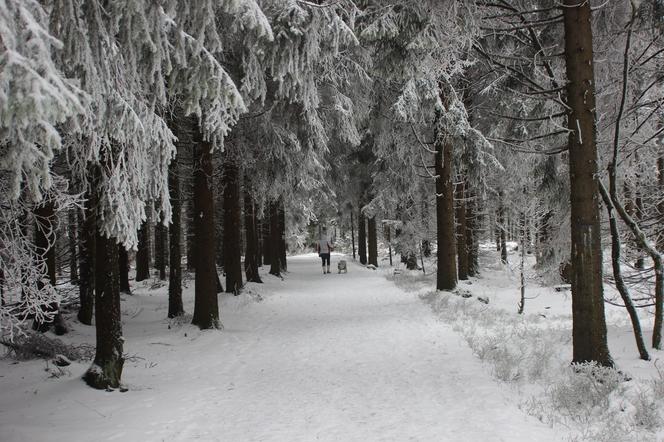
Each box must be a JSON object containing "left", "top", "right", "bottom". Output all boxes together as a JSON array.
[
  {"left": 118, "top": 245, "right": 131, "bottom": 294},
  {"left": 498, "top": 196, "right": 508, "bottom": 264},
  {"left": 467, "top": 186, "right": 480, "bottom": 277},
  {"left": 279, "top": 200, "right": 287, "bottom": 271},
  {"left": 358, "top": 210, "right": 367, "bottom": 265},
  {"left": 186, "top": 199, "right": 196, "bottom": 272},
  {"left": 244, "top": 186, "right": 263, "bottom": 284},
  {"left": 155, "top": 206, "right": 167, "bottom": 281},
  {"left": 84, "top": 166, "right": 124, "bottom": 389},
  {"left": 78, "top": 189, "right": 95, "bottom": 325},
  {"left": 135, "top": 215, "right": 151, "bottom": 282},
  {"left": 262, "top": 214, "right": 272, "bottom": 267},
  {"left": 191, "top": 134, "right": 221, "bottom": 329},
  {"left": 269, "top": 201, "right": 281, "bottom": 276},
  {"left": 434, "top": 88, "right": 458, "bottom": 291},
  {"left": 368, "top": 217, "right": 378, "bottom": 266},
  {"left": 168, "top": 150, "right": 184, "bottom": 318},
  {"left": 68, "top": 209, "right": 78, "bottom": 284},
  {"left": 222, "top": 158, "right": 243, "bottom": 293},
  {"left": 350, "top": 209, "right": 356, "bottom": 260},
  {"left": 456, "top": 180, "right": 469, "bottom": 280},
  {"left": 563, "top": 0, "right": 613, "bottom": 366}
]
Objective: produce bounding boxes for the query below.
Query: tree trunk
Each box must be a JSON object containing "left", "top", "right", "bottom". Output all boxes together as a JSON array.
[
  {"left": 658, "top": 155, "right": 664, "bottom": 251},
  {"left": 244, "top": 186, "right": 263, "bottom": 284},
  {"left": 350, "top": 209, "right": 356, "bottom": 260},
  {"left": 456, "top": 180, "right": 469, "bottom": 280},
  {"left": 78, "top": 190, "right": 95, "bottom": 325},
  {"left": 191, "top": 134, "right": 221, "bottom": 329},
  {"left": 32, "top": 201, "right": 66, "bottom": 334},
  {"left": 358, "top": 210, "right": 367, "bottom": 265},
  {"left": 269, "top": 201, "right": 281, "bottom": 276},
  {"left": 563, "top": 0, "right": 613, "bottom": 366},
  {"left": 223, "top": 158, "right": 243, "bottom": 294},
  {"left": 368, "top": 217, "right": 378, "bottom": 266},
  {"left": 84, "top": 165, "right": 124, "bottom": 389},
  {"left": 186, "top": 199, "right": 196, "bottom": 272},
  {"left": 467, "top": 186, "right": 480, "bottom": 277},
  {"left": 168, "top": 150, "right": 184, "bottom": 318},
  {"left": 155, "top": 206, "right": 167, "bottom": 281},
  {"left": 279, "top": 200, "right": 287, "bottom": 271},
  {"left": 118, "top": 245, "right": 131, "bottom": 294},
  {"left": 262, "top": 214, "right": 272, "bottom": 267},
  {"left": 68, "top": 209, "right": 78, "bottom": 284},
  {"left": 135, "top": 215, "right": 151, "bottom": 282},
  {"left": 386, "top": 224, "right": 393, "bottom": 266},
  {"left": 434, "top": 88, "right": 458, "bottom": 291}
]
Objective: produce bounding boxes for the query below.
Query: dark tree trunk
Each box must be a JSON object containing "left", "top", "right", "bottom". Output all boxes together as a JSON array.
[
  {"left": 118, "top": 245, "right": 131, "bottom": 294},
  {"left": 434, "top": 89, "right": 458, "bottom": 291},
  {"left": 84, "top": 165, "right": 124, "bottom": 389},
  {"left": 155, "top": 207, "right": 167, "bottom": 281},
  {"left": 350, "top": 210, "right": 356, "bottom": 260},
  {"left": 191, "top": 134, "right": 220, "bottom": 329},
  {"left": 368, "top": 217, "right": 378, "bottom": 266},
  {"left": 455, "top": 180, "right": 469, "bottom": 280},
  {"left": 244, "top": 186, "right": 263, "bottom": 284},
  {"left": 658, "top": 155, "right": 664, "bottom": 251},
  {"left": 78, "top": 190, "right": 95, "bottom": 325},
  {"left": 563, "top": 0, "right": 613, "bottom": 366},
  {"left": 84, "top": 228, "right": 123, "bottom": 389},
  {"left": 279, "top": 201, "right": 287, "bottom": 271},
  {"left": 358, "top": 210, "right": 367, "bottom": 265},
  {"left": 135, "top": 215, "right": 151, "bottom": 282},
  {"left": 32, "top": 201, "right": 66, "bottom": 334},
  {"left": 269, "top": 201, "right": 281, "bottom": 276},
  {"left": 467, "top": 186, "right": 479, "bottom": 277},
  {"left": 262, "top": 215, "right": 272, "bottom": 267},
  {"left": 385, "top": 224, "right": 393, "bottom": 266},
  {"left": 223, "top": 159, "right": 243, "bottom": 294},
  {"left": 186, "top": 199, "right": 196, "bottom": 272},
  {"left": 168, "top": 150, "right": 184, "bottom": 318},
  {"left": 68, "top": 209, "right": 78, "bottom": 284},
  {"left": 498, "top": 194, "right": 508, "bottom": 264}
]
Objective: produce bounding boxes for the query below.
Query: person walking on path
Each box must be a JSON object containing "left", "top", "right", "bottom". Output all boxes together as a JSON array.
[{"left": 316, "top": 233, "right": 333, "bottom": 274}]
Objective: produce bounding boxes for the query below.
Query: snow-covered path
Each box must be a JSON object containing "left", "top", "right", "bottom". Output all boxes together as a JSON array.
[{"left": 1, "top": 254, "right": 558, "bottom": 441}]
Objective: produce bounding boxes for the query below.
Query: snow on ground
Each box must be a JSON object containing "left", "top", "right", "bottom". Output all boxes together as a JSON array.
[{"left": 0, "top": 253, "right": 559, "bottom": 442}]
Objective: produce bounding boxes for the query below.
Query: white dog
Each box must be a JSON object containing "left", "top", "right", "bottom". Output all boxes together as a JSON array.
[{"left": 337, "top": 260, "right": 348, "bottom": 274}]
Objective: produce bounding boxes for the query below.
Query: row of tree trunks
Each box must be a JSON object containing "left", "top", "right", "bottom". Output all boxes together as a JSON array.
[
  {"left": 269, "top": 201, "right": 282, "bottom": 276},
  {"left": 455, "top": 180, "right": 469, "bottom": 281}
]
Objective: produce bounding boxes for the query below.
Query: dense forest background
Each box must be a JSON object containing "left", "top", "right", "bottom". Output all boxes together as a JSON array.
[{"left": 2, "top": 0, "right": 664, "bottom": 399}]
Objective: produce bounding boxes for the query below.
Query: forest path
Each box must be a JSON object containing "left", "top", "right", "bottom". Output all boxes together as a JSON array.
[{"left": 0, "top": 254, "right": 558, "bottom": 442}]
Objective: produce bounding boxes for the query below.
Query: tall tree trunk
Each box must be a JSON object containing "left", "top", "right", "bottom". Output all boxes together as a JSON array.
[
  {"left": 467, "top": 185, "right": 479, "bottom": 277},
  {"left": 279, "top": 200, "right": 287, "bottom": 271},
  {"left": 386, "top": 224, "right": 393, "bottom": 266},
  {"left": 262, "top": 214, "right": 272, "bottom": 267},
  {"left": 168, "top": 149, "right": 184, "bottom": 318},
  {"left": 191, "top": 134, "right": 221, "bottom": 329},
  {"left": 658, "top": 155, "right": 664, "bottom": 251},
  {"left": 68, "top": 209, "right": 78, "bottom": 284},
  {"left": 155, "top": 206, "right": 167, "bottom": 281},
  {"left": 434, "top": 88, "right": 458, "bottom": 291},
  {"left": 186, "top": 199, "right": 196, "bottom": 272},
  {"left": 223, "top": 158, "right": 243, "bottom": 294},
  {"left": 84, "top": 166, "right": 124, "bottom": 389},
  {"left": 135, "top": 215, "right": 151, "bottom": 282},
  {"left": 358, "top": 209, "right": 367, "bottom": 265},
  {"left": 563, "top": 0, "right": 613, "bottom": 366},
  {"left": 269, "top": 201, "right": 281, "bottom": 276},
  {"left": 244, "top": 186, "right": 263, "bottom": 284},
  {"left": 368, "top": 216, "right": 378, "bottom": 266},
  {"left": 78, "top": 190, "right": 95, "bottom": 325},
  {"left": 118, "top": 245, "right": 131, "bottom": 294},
  {"left": 456, "top": 180, "right": 469, "bottom": 280},
  {"left": 33, "top": 201, "right": 66, "bottom": 334},
  {"left": 350, "top": 209, "right": 356, "bottom": 261},
  {"left": 498, "top": 195, "right": 508, "bottom": 264}
]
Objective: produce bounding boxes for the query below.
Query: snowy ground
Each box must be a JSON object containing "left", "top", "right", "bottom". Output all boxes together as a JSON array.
[{"left": 0, "top": 253, "right": 562, "bottom": 442}]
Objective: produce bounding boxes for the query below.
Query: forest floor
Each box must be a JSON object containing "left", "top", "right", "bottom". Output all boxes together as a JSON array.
[{"left": 1, "top": 247, "right": 663, "bottom": 441}]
